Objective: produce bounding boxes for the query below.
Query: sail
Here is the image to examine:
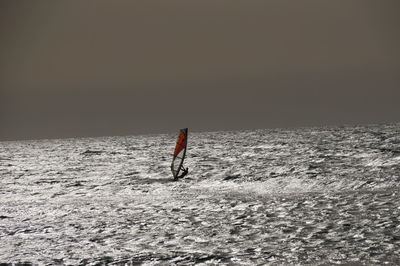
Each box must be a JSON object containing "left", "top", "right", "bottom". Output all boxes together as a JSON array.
[{"left": 171, "top": 128, "right": 188, "bottom": 179}]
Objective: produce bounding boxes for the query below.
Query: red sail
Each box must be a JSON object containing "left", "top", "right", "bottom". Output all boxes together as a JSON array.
[{"left": 173, "top": 130, "right": 187, "bottom": 157}]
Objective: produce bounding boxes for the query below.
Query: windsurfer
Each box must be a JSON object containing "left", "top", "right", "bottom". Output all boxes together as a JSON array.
[
  {"left": 171, "top": 128, "right": 189, "bottom": 180},
  {"left": 175, "top": 167, "right": 189, "bottom": 179}
]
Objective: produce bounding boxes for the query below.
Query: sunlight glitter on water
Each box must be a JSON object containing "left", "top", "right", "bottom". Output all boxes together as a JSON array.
[{"left": 0, "top": 123, "right": 399, "bottom": 265}]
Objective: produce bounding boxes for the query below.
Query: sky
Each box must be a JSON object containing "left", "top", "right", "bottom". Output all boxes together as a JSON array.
[{"left": 1, "top": 0, "right": 399, "bottom": 141}]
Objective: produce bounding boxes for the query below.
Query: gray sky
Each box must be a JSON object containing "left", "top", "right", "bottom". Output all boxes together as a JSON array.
[{"left": 1, "top": 0, "right": 399, "bottom": 140}]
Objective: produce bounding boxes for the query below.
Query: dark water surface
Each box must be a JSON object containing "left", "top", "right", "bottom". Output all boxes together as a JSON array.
[{"left": 0, "top": 124, "right": 399, "bottom": 265}]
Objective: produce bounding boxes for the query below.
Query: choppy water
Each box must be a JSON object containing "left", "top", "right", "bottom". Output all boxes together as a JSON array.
[{"left": 0, "top": 123, "right": 399, "bottom": 265}]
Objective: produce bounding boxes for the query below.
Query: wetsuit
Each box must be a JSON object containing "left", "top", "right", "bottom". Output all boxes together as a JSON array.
[{"left": 175, "top": 167, "right": 189, "bottom": 179}]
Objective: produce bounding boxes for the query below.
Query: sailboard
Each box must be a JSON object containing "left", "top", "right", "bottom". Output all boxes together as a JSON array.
[{"left": 171, "top": 128, "right": 188, "bottom": 179}]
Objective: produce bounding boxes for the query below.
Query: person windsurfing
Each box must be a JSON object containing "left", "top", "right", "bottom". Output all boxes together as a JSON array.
[
  {"left": 171, "top": 128, "right": 189, "bottom": 180},
  {"left": 176, "top": 166, "right": 189, "bottom": 179}
]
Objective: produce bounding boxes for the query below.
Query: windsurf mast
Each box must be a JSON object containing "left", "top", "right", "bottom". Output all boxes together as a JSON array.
[{"left": 171, "top": 128, "right": 188, "bottom": 180}]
